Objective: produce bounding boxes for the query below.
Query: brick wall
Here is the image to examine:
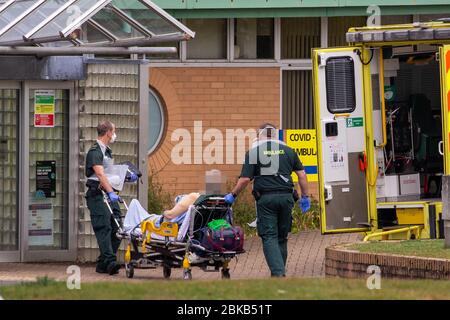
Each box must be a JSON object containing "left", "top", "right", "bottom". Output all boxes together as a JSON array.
[
  {"left": 326, "top": 244, "right": 450, "bottom": 280},
  {"left": 148, "top": 67, "right": 318, "bottom": 199}
]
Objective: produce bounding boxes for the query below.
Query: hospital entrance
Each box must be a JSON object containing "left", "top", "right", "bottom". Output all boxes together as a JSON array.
[{"left": 0, "top": 81, "right": 77, "bottom": 262}]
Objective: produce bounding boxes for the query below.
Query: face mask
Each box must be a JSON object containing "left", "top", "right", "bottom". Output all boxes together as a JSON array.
[{"left": 110, "top": 132, "right": 117, "bottom": 143}]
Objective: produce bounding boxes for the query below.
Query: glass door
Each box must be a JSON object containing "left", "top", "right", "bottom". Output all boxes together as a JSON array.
[
  {"left": 0, "top": 82, "right": 20, "bottom": 262},
  {"left": 22, "top": 82, "right": 76, "bottom": 261}
]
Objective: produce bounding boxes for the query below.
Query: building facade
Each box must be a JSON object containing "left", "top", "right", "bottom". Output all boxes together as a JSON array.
[
  {"left": 1, "top": 0, "right": 450, "bottom": 263},
  {"left": 131, "top": 1, "right": 450, "bottom": 199}
]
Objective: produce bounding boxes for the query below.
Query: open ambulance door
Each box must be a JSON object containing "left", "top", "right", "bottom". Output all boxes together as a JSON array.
[
  {"left": 312, "top": 47, "right": 372, "bottom": 234},
  {"left": 440, "top": 45, "right": 450, "bottom": 175}
]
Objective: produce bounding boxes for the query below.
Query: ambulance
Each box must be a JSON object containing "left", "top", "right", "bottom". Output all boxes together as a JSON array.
[{"left": 312, "top": 19, "right": 450, "bottom": 240}]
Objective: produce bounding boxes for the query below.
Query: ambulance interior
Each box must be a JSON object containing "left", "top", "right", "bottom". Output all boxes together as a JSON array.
[{"left": 374, "top": 44, "right": 444, "bottom": 231}]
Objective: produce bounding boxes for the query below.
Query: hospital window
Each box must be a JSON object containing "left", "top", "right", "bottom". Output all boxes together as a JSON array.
[
  {"left": 282, "top": 70, "right": 314, "bottom": 129},
  {"left": 234, "top": 18, "right": 274, "bottom": 59},
  {"left": 186, "top": 19, "right": 227, "bottom": 60},
  {"left": 148, "top": 87, "right": 166, "bottom": 154},
  {"left": 281, "top": 18, "right": 321, "bottom": 59}
]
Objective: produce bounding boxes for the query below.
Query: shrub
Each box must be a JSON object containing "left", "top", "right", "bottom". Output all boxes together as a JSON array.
[
  {"left": 147, "top": 176, "right": 320, "bottom": 235},
  {"left": 226, "top": 180, "right": 320, "bottom": 236},
  {"left": 147, "top": 172, "right": 174, "bottom": 214}
]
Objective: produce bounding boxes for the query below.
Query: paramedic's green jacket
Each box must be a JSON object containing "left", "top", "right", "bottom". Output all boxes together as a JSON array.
[
  {"left": 85, "top": 141, "right": 121, "bottom": 272},
  {"left": 240, "top": 139, "right": 304, "bottom": 277}
]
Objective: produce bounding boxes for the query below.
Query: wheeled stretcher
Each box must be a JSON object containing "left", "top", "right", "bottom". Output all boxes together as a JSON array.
[{"left": 103, "top": 193, "right": 244, "bottom": 280}]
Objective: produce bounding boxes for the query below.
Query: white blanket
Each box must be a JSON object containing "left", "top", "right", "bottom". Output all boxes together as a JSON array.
[{"left": 123, "top": 199, "right": 191, "bottom": 242}]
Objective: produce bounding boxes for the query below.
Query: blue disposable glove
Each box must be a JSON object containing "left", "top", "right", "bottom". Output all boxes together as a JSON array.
[
  {"left": 299, "top": 195, "right": 311, "bottom": 213},
  {"left": 224, "top": 193, "right": 236, "bottom": 205},
  {"left": 128, "top": 172, "right": 138, "bottom": 183},
  {"left": 108, "top": 191, "right": 121, "bottom": 203}
]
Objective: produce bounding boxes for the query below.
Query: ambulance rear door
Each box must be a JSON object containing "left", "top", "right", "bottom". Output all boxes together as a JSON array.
[{"left": 312, "top": 47, "right": 371, "bottom": 234}]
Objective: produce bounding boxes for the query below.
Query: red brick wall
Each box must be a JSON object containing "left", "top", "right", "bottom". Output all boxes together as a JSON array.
[{"left": 148, "top": 67, "right": 318, "bottom": 199}]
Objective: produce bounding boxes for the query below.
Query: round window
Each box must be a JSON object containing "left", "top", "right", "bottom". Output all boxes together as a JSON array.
[{"left": 148, "top": 87, "right": 166, "bottom": 154}]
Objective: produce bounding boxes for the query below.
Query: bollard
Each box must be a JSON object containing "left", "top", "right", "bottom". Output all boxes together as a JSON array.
[{"left": 442, "top": 176, "right": 450, "bottom": 248}]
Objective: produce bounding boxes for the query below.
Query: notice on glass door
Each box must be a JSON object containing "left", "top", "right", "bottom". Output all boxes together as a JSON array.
[
  {"left": 36, "top": 160, "right": 56, "bottom": 198},
  {"left": 34, "top": 90, "right": 55, "bottom": 127},
  {"left": 28, "top": 200, "right": 53, "bottom": 246}
]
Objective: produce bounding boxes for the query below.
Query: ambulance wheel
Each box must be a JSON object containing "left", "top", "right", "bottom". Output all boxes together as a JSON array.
[
  {"left": 125, "top": 264, "right": 134, "bottom": 279},
  {"left": 221, "top": 269, "right": 230, "bottom": 280},
  {"left": 163, "top": 266, "right": 172, "bottom": 279},
  {"left": 183, "top": 269, "right": 192, "bottom": 280}
]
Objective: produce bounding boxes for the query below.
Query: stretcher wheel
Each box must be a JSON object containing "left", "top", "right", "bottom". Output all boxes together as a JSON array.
[
  {"left": 221, "top": 269, "right": 230, "bottom": 280},
  {"left": 125, "top": 264, "right": 134, "bottom": 279},
  {"left": 183, "top": 269, "right": 192, "bottom": 280},
  {"left": 163, "top": 266, "right": 171, "bottom": 279}
]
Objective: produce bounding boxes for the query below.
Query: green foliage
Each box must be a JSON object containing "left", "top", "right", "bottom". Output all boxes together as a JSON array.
[
  {"left": 147, "top": 176, "right": 320, "bottom": 235},
  {"left": 229, "top": 186, "right": 258, "bottom": 236},
  {"left": 147, "top": 172, "right": 174, "bottom": 214},
  {"left": 291, "top": 198, "right": 320, "bottom": 233},
  {"left": 34, "top": 276, "right": 56, "bottom": 287},
  {"left": 226, "top": 180, "right": 320, "bottom": 236}
]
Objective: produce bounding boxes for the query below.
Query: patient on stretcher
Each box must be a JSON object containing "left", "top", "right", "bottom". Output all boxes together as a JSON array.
[{"left": 123, "top": 192, "right": 200, "bottom": 238}]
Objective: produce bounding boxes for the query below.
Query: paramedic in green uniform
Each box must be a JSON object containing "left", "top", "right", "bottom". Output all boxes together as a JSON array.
[
  {"left": 224, "top": 123, "right": 310, "bottom": 277},
  {"left": 85, "top": 120, "right": 138, "bottom": 275}
]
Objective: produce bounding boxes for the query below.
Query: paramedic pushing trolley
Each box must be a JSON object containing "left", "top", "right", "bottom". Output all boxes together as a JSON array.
[
  {"left": 85, "top": 120, "right": 138, "bottom": 275},
  {"left": 224, "top": 123, "right": 310, "bottom": 277}
]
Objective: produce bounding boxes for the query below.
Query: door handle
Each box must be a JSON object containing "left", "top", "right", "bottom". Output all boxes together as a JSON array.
[{"left": 439, "top": 141, "right": 444, "bottom": 156}]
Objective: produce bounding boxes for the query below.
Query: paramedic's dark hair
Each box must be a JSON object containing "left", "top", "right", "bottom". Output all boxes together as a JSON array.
[
  {"left": 259, "top": 122, "right": 277, "bottom": 138},
  {"left": 97, "top": 120, "right": 115, "bottom": 137}
]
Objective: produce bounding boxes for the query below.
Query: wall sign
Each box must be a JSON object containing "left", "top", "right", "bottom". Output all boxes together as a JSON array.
[
  {"left": 28, "top": 200, "right": 53, "bottom": 246},
  {"left": 279, "top": 129, "right": 318, "bottom": 182},
  {"left": 34, "top": 90, "right": 55, "bottom": 127},
  {"left": 36, "top": 160, "right": 56, "bottom": 198}
]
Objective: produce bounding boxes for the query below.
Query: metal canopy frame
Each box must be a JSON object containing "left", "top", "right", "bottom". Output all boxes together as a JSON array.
[{"left": 0, "top": 0, "right": 195, "bottom": 55}]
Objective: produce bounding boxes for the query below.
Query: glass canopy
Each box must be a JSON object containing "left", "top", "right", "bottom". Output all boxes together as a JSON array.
[{"left": 0, "top": 0, "right": 195, "bottom": 47}]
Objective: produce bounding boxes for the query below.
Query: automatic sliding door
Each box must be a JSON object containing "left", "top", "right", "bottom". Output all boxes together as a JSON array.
[{"left": 27, "top": 89, "right": 69, "bottom": 251}]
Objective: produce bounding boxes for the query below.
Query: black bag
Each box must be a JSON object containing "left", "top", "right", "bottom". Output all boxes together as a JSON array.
[{"left": 199, "top": 225, "right": 244, "bottom": 253}]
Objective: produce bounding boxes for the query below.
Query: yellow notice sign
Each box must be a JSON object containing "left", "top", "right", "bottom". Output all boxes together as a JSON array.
[
  {"left": 280, "top": 129, "right": 318, "bottom": 182},
  {"left": 34, "top": 90, "right": 55, "bottom": 127}
]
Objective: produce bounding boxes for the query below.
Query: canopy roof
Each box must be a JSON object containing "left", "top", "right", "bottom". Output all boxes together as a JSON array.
[{"left": 0, "top": 0, "right": 195, "bottom": 55}]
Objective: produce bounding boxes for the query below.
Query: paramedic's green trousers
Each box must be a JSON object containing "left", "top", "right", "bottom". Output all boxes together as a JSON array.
[
  {"left": 256, "top": 193, "right": 294, "bottom": 277},
  {"left": 86, "top": 194, "right": 122, "bottom": 271}
]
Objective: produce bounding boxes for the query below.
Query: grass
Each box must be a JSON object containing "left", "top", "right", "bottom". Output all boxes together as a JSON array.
[
  {"left": 1, "top": 277, "right": 450, "bottom": 300},
  {"left": 349, "top": 240, "right": 450, "bottom": 260}
]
